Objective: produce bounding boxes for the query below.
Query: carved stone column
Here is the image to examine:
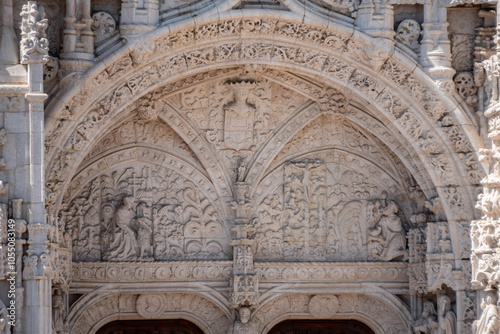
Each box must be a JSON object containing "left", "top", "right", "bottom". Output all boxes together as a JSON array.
[
  {"left": 420, "top": 0, "right": 455, "bottom": 93},
  {"left": 19, "top": 2, "right": 52, "bottom": 333},
  {"left": 355, "top": 0, "right": 395, "bottom": 39},
  {"left": 121, "top": 0, "right": 159, "bottom": 36},
  {"left": 59, "top": 0, "right": 94, "bottom": 82}
]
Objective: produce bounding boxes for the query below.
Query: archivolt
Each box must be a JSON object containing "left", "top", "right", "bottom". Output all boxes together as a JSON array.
[
  {"left": 67, "top": 291, "right": 232, "bottom": 334},
  {"left": 252, "top": 291, "right": 413, "bottom": 334},
  {"left": 44, "top": 10, "right": 484, "bottom": 223}
]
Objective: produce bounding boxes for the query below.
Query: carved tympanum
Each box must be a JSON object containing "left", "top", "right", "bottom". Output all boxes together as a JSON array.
[{"left": 63, "top": 164, "right": 230, "bottom": 262}]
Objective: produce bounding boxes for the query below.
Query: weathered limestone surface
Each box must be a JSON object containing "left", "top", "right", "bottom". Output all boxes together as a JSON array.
[{"left": 0, "top": 0, "right": 498, "bottom": 333}]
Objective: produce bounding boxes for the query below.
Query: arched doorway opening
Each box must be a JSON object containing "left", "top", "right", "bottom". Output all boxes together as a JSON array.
[
  {"left": 268, "top": 319, "right": 376, "bottom": 334},
  {"left": 95, "top": 319, "right": 204, "bottom": 334}
]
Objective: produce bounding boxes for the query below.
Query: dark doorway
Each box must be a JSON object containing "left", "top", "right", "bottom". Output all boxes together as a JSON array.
[
  {"left": 95, "top": 319, "right": 205, "bottom": 334},
  {"left": 268, "top": 319, "right": 376, "bottom": 334}
]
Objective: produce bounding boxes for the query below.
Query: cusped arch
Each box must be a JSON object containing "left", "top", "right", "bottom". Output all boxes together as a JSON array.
[
  {"left": 44, "top": 10, "right": 484, "bottom": 225},
  {"left": 68, "top": 291, "right": 233, "bottom": 334}
]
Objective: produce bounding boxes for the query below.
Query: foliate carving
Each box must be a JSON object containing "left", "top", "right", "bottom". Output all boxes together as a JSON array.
[
  {"left": 395, "top": 19, "right": 421, "bottom": 53},
  {"left": 91, "top": 12, "right": 116, "bottom": 46},
  {"left": 136, "top": 93, "right": 159, "bottom": 120},
  {"left": 136, "top": 294, "right": 167, "bottom": 318},
  {"left": 62, "top": 164, "right": 229, "bottom": 262},
  {"left": 454, "top": 72, "right": 478, "bottom": 106},
  {"left": 368, "top": 201, "right": 408, "bottom": 261},
  {"left": 20, "top": 1, "right": 49, "bottom": 64},
  {"left": 308, "top": 295, "right": 339, "bottom": 318},
  {"left": 317, "top": 87, "right": 346, "bottom": 116}
]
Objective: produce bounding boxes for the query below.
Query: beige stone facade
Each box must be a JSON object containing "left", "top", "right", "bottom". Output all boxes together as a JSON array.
[{"left": 1, "top": 0, "right": 500, "bottom": 333}]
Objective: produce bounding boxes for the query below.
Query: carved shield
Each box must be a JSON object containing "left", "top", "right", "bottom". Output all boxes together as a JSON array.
[{"left": 224, "top": 104, "right": 255, "bottom": 151}]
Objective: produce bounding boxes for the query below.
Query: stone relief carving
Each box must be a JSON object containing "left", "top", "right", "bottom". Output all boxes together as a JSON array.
[
  {"left": 309, "top": 295, "right": 339, "bottom": 318},
  {"left": 20, "top": 1, "right": 49, "bottom": 64},
  {"left": 71, "top": 293, "right": 232, "bottom": 334},
  {"left": 414, "top": 300, "right": 438, "bottom": 334},
  {"left": 368, "top": 200, "right": 408, "bottom": 261},
  {"left": 230, "top": 306, "right": 257, "bottom": 334},
  {"left": 437, "top": 295, "right": 456, "bottom": 334},
  {"left": 136, "top": 294, "right": 167, "bottom": 318},
  {"left": 251, "top": 153, "right": 410, "bottom": 262},
  {"left": 223, "top": 81, "right": 257, "bottom": 151},
  {"left": 454, "top": 72, "right": 478, "bottom": 106},
  {"left": 395, "top": 19, "right": 421, "bottom": 53},
  {"left": 473, "top": 289, "right": 500, "bottom": 334},
  {"left": 62, "top": 164, "right": 230, "bottom": 262},
  {"left": 91, "top": 12, "right": 116, "bottom": 46},
  {"left": 253, "top": 294, "right": 409, "bottom": 333}
]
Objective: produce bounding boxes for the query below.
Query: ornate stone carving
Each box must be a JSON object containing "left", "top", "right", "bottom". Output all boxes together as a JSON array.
[
  {"left": 368, "top": 201, "right": 408, "bottom": 261},
  {"left": 63, "top": 164, "right": 230, "bottom": 262},
  {"left": 223, "top": 81, "right": 257, "bottom": 151},
  {"left": 437, "top": 295, "right": 456, "bottom": 334},
  {"left": 231, "top": 306, "right": 257, "bottom": 333},
  {"left": 454, "top": 72, "right": 478, "bottom": 105},
  {"left": 473, "top": 288, "right": 500, "bottom": 334},
  {"left": 414, "top": 300, "right": 438, "bottom": 334},
  {"left": 136, "top": 294, "right": 167, "bottom": 318},
  {"left": 395, "top": 19, "right": 421, "bottom": 53},
  {"left": 20, "top": 1, "right": 49, "bottom": 64},
  {"left": 91, "top": 12, "right": 116, "bottom": 46},
  {"left": 308, "top": 295, "right": 339, "bottom": 318}
]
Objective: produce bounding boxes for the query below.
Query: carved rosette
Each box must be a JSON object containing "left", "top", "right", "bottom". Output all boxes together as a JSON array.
[
  {"left": 308, "top": 295, "right": 339, "bottom": 318},
  {"left": 20, "top": 1, "right": 49, "bottom": 64},
  {"left": 136, "top": 294, "right": 167, "bottom": 318}
]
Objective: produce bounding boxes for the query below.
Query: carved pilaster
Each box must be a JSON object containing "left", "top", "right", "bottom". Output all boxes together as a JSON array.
[
  {"left": 230, "top": 182, "right": 259, "bottom": 310},
  {"left": 20, "top": 2, "right": 52, "bottom": 332},
  {"left": 420, "top": 0, "right": 455, "bottom": 93}
]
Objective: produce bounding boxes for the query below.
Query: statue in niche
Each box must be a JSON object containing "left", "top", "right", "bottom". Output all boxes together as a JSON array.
[
  {"left": 52, "top": 289, "right": 66, "bottom": 334},
  {"left": 102, "top": 196, "right": 138, "bottom": 261},
  {"left": 413, "top": 301, "right": 439, "bottom": 334},
  {"left": 368, "top": 201, "right": 408, "bottom": 261},
  {"left": 223, "top": 81, "right": 256, "bottom": 151},
  {"left": 437, "top": 295, "right": 456, "bottom": 334},
  {"left": 473, "top": 289, "right": 500, "bottom": 334},
  {"left": 230, "top": 307, "right": 257, "bottom": 334}
]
